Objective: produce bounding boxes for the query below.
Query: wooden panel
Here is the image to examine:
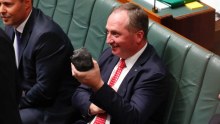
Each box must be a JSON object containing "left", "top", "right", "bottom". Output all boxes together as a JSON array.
[
  {"left": 131, "top": 0, "right": 215, "bottom": 51},
  {"left": 162, "top": 6, "right": 215, "bottom": 50},
  {"left": 117, "top": 0, "right": 131, "bottom": 3}
]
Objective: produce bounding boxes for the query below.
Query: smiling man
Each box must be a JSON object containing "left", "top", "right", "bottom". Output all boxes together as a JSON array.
[{"left": 71, "top": 3, "right": 169, "bottom": 124}]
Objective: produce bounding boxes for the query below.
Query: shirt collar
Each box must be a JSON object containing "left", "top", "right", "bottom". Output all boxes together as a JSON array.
[{"left": 124, "top": 43, "right": 148, "bottom": 69}]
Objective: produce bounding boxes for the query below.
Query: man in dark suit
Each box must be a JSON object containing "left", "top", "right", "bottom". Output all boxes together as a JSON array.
[
  {"left": 0, "top": 0, "right": 79, "bottom": 124},
  {"left": 71, "top": 3, "right": 169, "bottom": 124},
  {"left": 0, "top": 28, "right": 21, "bottom": 124}
]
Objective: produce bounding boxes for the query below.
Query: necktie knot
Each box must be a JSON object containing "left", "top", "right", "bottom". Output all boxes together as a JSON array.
[
  {"left": 15, "top": 30, "right": 22, "bottom": 40},
  {"left": 119, "top": 59, "right": 126, "bottom": 68}
]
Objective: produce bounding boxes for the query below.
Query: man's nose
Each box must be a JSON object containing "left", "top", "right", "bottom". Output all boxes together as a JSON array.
[
  {"left": 107, "top": 39, "right": 114, "bottom": 44},
  {"left": 0, "top": 5, "right": 6, "bottom": 14},
  {"left": 106, "top": 34, "right": 113, "bottom": 44}
]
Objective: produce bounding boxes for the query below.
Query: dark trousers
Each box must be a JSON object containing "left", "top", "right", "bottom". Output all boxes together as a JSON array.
[
  {"left": 20, "top": 107, "right": 79, "bottom": 124},
  {"left": 20, "top": 108, "right": 43, "bottom": 124}
]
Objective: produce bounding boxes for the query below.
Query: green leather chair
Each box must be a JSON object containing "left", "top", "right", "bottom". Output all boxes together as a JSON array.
[
  {"left": 83, "top": 0, "right": 120, "bottom": 59},
  {"left": 0, "top": 0, "right": 220, "bottom": 123},
  {"left": 148, "top": 21, "right": 220, "bottom": 124},
  {"left": 67, "top": 0, "right": 96, "bottom": 49}
]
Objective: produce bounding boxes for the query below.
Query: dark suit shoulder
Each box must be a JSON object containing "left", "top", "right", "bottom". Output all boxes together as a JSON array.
[
  {"left": 0, "top": 29, "right": 14, "bottom": 53},
  {"left": 25, "top": 8, "right": 72, "bottom": 48},
  {"left": 134, "top": 44, "right": 167, "bottom": 78},
  {"left": 98, "top": 48, "right": 117, "bottom": 65},
  {"left": 31, "top": 8, "right": 65, "bottom": 34}
]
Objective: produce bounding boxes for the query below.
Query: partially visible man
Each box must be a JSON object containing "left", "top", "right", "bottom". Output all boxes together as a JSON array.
[
  {"left": 0, "top": 28, "right": 21, "bottom": 124},
  {"left": 0, "top": 0, "right": 79, "bottom": 124},
  {"left": 72, "top": 3, "right": 169, "bottom": 124}
]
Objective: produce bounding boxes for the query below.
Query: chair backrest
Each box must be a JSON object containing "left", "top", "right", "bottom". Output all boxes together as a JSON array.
[
  {"left": 148, "top": 21, "right": 220, "bottom": 124},
  {"left": 66, "top": 0, "right": 96, "bottom": 49},
  {"left": 83, "top": 0, "right": 120, "bottom": 59},
  {"left": 33, "top": 0, "right": 119, "bottom": 60},
  {"left": 1, "top": 0, "right": 220, "bottom": 124}
]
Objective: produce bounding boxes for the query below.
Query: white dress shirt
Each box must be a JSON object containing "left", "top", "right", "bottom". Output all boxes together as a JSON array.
[
  {"left": 90, "top": 43, "right": 147, "bottom": 124},
  {"left": 13, "top": 10, "right": 32, "bottom": 67}
]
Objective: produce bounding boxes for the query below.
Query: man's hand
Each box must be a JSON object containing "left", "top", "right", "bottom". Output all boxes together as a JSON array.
[
  {"left": 89, "top": 103, "right": 105, "bottom": 115},
  {"left": 71, "top": 59, "right": 104, "bottom": 91}
]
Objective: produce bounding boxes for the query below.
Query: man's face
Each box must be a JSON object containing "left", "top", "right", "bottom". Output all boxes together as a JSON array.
[
  {"left": 106, "top": 10, "right": 140, "bottom": 59},
  {"left": 0, "top": 0, "right": 28, "bottom": 27}
]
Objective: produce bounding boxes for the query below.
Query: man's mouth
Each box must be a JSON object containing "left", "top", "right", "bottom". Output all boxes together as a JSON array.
[
  {"left": 1, "top": 17, "right": 7, "bottom": 19},
  {"left": 109, "top": 44, "right": 118, "bottom": 49},
  {"left": 0, "top": 14, "right": 10, "bottom": 19}
]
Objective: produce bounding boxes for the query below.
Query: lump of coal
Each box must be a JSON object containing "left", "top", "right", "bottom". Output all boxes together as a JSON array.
[{"left": 70, "top": 48, "right": 94, "bottom": 71}]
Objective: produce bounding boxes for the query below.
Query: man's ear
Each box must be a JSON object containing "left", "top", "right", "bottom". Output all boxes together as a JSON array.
[
  {"left": 25, "top": 0, "right": 32, "bottom": 10},
  {"left": 135, "top": 30, "right": 144, "bottom": 43}
]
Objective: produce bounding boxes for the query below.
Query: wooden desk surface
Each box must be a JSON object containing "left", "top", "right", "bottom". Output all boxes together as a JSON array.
[
  {"left": 132, "top": 0, "right": 210, "bottom": 17},
  {"left": 130, "top": 0, "right": 215, "bottom": 50}
]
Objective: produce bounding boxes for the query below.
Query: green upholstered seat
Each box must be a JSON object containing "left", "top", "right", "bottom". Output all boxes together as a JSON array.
[
  {"left": 0, "top": 0, "right": 219, "bottom": 123},
  {"left": 148, "top": 21, "right": 220, "bottom": 124},
  {"left": 0, "top": 20, "right": 3, "bottom": 29},
  {"left": 33, "top": 0, "right": 39, "bottom": 7},
  {"left": 84, "top": 0, "right": 120, "bottom": 59},
  {"left": 67, "top": 0, "right": 96, "bottom": 50},
  {"left": 190, "top": 55, "right": 220, "bottom": 124},
  {"left": 36, "top": 0, "right": 57, "bottom": 17},
  {"left": 52, "top": 0, "right": 76, "bottom": 33},
  {"left": 147, "top": 22, "right": 171, "bottom": 58}
]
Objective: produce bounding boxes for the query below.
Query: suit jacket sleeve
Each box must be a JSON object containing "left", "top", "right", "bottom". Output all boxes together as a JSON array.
[
  {"left": 90, "top": 73, "right": 168, "bottom": 124},
  {"left": 72, "top": 84, "right": 94, "bottom": 121},
  {"left": 0, "top": 29, "right": 21, "bottom": 124}
]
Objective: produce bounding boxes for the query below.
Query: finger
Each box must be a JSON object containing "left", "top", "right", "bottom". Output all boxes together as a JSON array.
[
  {"left": 92, "top": 59, "right": 97, "bottom": 64},
  {"left": 71, "top": 63, "right": 78, "bottom": 76},
  {"left": 92, "top": 59, "right": 99, "bottom": 68},
  {"left": 99, "top": 109, "right": 105, "bottom": 113},
  {"left": 71, "top": 63, "right": 76, "bottom": 70}
]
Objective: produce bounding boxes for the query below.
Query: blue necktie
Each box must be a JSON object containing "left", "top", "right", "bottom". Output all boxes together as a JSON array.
[{"left": 15, "top": 30, "right": 22, "bottom": 66}]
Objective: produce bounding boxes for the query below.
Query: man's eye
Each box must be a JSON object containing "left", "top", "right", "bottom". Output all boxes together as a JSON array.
[
  {"left": 3, "top": 3, "right": 13, "bottom": 7},
  {"left": 112, "top": 33, "right": 119, "bottom": 37}
]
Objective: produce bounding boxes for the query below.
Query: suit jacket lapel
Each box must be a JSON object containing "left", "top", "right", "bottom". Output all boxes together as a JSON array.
[
  {"left": 5, "top": 9, "right": 36, "bottom": 68},
  {"left": 117, "top": 45, "right": 152, "bottom": 97},
  {"left": 102, "top": 57, "right": 120, "bottom": 84},
  {"left": 20, "top": 9, "right": 36, "bottom": 54},
  {"left": 18, "top": 30, "right": 31, "bottom": 65},
  {"left": 5, "top": 26, "right": 31, "bottom": 68},
  {"left": 18, "top": 9, "right": 38, "bottom": 67}
]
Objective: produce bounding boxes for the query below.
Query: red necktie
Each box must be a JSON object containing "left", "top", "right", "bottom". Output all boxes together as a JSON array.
[{"left": 94, "top": 59, "right": 126, "bottom": 124}]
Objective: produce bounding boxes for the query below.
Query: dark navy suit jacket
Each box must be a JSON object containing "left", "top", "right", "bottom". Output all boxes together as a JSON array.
[
  {"left": 5, "top": 8, "right": 79, "bottom": 124},
  {"left": 0, "top": 28, "right": 21, "bottom": 124},
  {"left": 72, "top": 44, "right": 169, "bottom": 124}
]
